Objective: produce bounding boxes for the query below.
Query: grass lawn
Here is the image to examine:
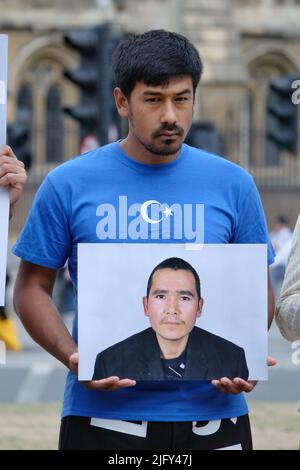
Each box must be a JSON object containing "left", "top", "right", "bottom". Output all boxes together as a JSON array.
[
  {"left": 0, "top": 403, "right": 60, "bottom": 450},
  {"left": 248, "top": 401, "right": 299, "bottom": 450},
  {"left": 0, "top": 402, "right": 298, "bottom": 450}
]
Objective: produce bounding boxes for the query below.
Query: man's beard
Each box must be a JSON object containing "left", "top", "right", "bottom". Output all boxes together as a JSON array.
[
  {"left": 142, "top": 139, "right": 183, "bottom": 156},
  {"left": 141, "top": 124, "right": 185, "bottom": 156}
]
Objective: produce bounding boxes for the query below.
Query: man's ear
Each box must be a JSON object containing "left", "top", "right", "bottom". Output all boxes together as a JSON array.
[
  {"left": 196, "top": 298, "right": 204, "bottom": 318},
  {"left": 143, "top": 296, "right": 149, "bottom": 317},
  {"left": 114, "top": 87, "right": 129, "bottom": 118}
]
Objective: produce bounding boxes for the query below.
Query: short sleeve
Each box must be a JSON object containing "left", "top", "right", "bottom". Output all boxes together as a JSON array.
[
  {"left": 233, "top": 176, "right": 275, "bottom": 265},
  {"left": 13, "top": 175, "right": 71, "bottom": 269}
]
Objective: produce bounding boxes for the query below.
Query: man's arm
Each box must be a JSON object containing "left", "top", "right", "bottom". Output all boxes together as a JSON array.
[
  {"left": 13, "top": 260, "right": 76, "bottom": 366},
  {"left": 0, "top": 145, "right": 27, "bottom": 219},
  {"left": 14, "top": 260, "right": 136, "bottom": 390},
  {"left": 212, "top": 269, "right": 276, "bottom": 394}
]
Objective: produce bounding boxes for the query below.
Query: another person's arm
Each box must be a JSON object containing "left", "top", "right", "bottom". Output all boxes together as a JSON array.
[
  {"left": 0, "top": 145, "right": 27, "bottom": 219},
  {"left": 14, "top": 260, "right": 136, "bottom": 391},
  {"left": 275, "top": 215, "right": 300, "bottom": 341}
]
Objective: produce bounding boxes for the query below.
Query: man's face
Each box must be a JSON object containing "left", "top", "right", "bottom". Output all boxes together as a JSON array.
[
  {"left": 143, "top": 268, "right": 203, "bottom": 343},
  {"left": 117, "top": 75, "right": 194, "bottom": 157}
]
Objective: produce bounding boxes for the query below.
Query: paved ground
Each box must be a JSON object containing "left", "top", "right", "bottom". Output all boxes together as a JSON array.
[
  {"left": 0, "top": 313, "right": 69, "bottom": 403},
  {"left": 1, "top": 314, "right": 299, "bottom": 403}
]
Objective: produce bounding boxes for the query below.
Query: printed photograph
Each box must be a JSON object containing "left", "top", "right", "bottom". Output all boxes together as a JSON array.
[{"left": 78, "top": 244, "right": 268, "bottom": 381}]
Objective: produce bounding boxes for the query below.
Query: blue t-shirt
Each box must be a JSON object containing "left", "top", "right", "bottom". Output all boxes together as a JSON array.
[{"left": 13, "top": 142, "right": 274, "bottom": 421}]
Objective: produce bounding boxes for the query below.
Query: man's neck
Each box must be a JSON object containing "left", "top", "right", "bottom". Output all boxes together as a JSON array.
[
  {"left": 156, "top": 335, "right": 189, "bottom": 359},
  {"left": 120, "top": 135, "right": 180, "bottom": 165}
]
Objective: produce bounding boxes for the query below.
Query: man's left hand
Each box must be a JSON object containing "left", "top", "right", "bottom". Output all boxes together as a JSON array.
[
  {"left": 0, "top": 145, "right": 27, "bottom": 217},
  {"left": 211, "top": 356, "right": 277, "bottom": 394}
]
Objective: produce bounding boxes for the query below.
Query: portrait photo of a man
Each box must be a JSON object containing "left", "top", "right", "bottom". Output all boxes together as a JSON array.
[
  {"left": 92, "top": 257, "right": 249, "bottom": 381},
  {"left": 78, "top": 243, "right": 267, "bottom": 381}
]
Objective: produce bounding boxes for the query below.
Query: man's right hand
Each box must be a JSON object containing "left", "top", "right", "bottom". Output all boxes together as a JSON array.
[
  {"left": 69, "top": 352, "right": 136, "bottom": 391},
  {"left": 211, "top": 356, "right": 277, "bottom": 394}
]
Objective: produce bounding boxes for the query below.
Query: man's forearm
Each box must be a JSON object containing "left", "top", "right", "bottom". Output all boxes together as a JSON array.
[{"left": 14, "top": 284, "right": 77, "bottom": 368}]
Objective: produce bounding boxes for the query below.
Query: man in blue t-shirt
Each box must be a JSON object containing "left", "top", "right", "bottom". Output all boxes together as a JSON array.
[{"left": 13, "top": 30, "right": 275, "bottom": 450}]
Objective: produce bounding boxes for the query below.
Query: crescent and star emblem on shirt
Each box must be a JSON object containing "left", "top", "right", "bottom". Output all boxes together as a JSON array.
[{"left": 140, "top": 200, "right": 173, "bottom": 224}]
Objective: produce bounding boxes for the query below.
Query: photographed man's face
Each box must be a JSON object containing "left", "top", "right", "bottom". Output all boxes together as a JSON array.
[
  {"left": 115, "top": 75, "right": 194, "bottom": 158},
  {"left": 143, "top": 268, "right": 203, "bottom": 344}
]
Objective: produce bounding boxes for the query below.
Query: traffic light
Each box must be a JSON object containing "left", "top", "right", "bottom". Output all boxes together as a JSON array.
[
  {"left": 7, "top": 122, "right": 31, "bottom": 169},
  {"left": 266, "top": 74, "right": 299, "bottom": 155},
  {"left": 185, "top": 121, "right": 224, "bottom": 155},
  {"left": 63, "top": 23, "right": 120, "bottom": 148}
]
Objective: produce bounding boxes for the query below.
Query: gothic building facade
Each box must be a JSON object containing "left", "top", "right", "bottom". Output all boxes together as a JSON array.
[{"left": 2, "top": 0, "right": 300, "bottom": 234}]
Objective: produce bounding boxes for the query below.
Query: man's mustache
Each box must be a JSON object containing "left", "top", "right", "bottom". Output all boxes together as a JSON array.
[
  {"left": 152, "top": 125, "right": 184, "bottom": 138},
  {"left": 160, "top": 316, "right": 185, "bottom": 325}
]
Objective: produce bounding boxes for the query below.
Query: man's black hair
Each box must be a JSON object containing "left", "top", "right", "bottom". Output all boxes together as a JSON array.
[
  {"left": 112, "top": 30, "right": 203, "bottom": 98},
  {"left": 146, "top": 257, "right": 201, "bottom": 299}
]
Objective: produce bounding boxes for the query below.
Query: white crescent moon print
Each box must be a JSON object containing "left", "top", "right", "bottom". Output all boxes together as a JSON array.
[{"left": 140, "top": 200, "right": 163, "bottom": 224}]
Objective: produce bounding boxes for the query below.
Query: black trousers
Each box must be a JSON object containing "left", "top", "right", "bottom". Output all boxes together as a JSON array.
[{"left": 59, "top": 414, "right": 252, "bottom": 450}]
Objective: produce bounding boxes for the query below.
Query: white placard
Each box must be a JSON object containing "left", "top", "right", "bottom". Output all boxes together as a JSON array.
[
  {"left": 0, "top": 35, "right": 8, "bottom": 306},
  {"left": 78, "top": 243, "right": 268, "bottom": 381}
]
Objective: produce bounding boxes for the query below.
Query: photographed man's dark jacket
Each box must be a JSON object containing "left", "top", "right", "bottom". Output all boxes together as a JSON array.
[{"left": 92, "top": 327, "right": 249, "bottom": 381}]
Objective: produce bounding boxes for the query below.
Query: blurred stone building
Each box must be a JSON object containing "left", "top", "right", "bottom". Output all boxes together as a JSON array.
[{"left": 2, "top": 0, "right": 300, "bottom": 237}]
